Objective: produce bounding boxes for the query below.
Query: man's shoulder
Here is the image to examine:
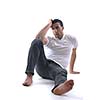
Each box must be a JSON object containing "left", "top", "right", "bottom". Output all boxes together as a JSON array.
[
  {"left": 46, "top": 36, "right": 55, "bottom": 40},
  {"left": 65, "top": 34, "right": 73, "bottom": 38},
  {"left": 65, "top": 34, "right": 77, "bottom": 40}
]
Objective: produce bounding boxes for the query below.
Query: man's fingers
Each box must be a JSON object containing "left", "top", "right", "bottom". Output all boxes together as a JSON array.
[{"left": 70, "top": 71, "right": 80, "bottom": 74}]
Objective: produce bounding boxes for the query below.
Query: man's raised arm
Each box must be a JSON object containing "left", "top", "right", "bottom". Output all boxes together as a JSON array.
[{"left": 35, "top": 20, "right": 52, "bottom": 44}]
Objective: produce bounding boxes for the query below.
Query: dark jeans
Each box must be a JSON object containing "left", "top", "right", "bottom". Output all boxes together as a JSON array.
[{"left": 25, "top": 39, "right": 67, "bottom": 91}]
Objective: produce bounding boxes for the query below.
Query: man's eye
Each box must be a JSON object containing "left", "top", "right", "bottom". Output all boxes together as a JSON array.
[
  {"left": 55, "top": 26, "right": 59, "bottom": 29},
  {"left": 52, "top": 26, "right": 59, "bottom": 30}
]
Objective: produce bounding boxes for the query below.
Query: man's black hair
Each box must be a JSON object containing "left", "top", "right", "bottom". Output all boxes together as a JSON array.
[{"left": 52, "top": 19, "right": 64, "bottom": 27}]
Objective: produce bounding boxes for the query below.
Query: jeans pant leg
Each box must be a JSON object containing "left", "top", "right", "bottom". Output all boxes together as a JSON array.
[
  {"left": 25, "top": 39, "right": 48, "bottom": 76},
  {"left": 47, "top": 60, "right": 67, "bottom": 92},
  {"left": 25, "top": 38, "right": 67, "bottom": 92}
]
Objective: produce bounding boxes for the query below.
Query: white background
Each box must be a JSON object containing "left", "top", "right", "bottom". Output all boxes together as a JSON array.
[{"left": 0, "top": 0, "right": 100, "bottom": 100}]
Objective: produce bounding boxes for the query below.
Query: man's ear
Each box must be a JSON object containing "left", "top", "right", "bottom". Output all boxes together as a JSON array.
[{"left": 62, "top": 27, "right": 64, "bottom": 30}]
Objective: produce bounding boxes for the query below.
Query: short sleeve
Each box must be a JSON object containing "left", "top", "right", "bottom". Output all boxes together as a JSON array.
[
  {"left": 72, "top": 37, "right": 78, "bottom": 48},
  {"left": 44, "top": 36, "right": 51, "bottom": 46},
  {"left": 67, "top": 35, "right": 78, "bottom": 48}
]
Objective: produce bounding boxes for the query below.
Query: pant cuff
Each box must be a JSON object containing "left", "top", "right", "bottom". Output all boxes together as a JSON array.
[{"left": 51, "top": 84, "right": 59, "bottom": 93}]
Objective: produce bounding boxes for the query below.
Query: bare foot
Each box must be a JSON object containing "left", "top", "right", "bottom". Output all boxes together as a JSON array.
[
  {"left": 23, "top": 75, "right": 33, "bottom": 86},
  {"left": 52, "top": 80, "right": 74, "bottom": 95}
]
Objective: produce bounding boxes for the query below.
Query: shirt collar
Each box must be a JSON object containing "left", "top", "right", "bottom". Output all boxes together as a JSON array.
[{"left": 55, "top": 34, "right": 65, "bottom": 40}]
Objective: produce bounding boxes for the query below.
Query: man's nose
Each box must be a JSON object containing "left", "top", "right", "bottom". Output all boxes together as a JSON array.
[{"left": 54, "top": 29, "right": 57, "bottom": 32}]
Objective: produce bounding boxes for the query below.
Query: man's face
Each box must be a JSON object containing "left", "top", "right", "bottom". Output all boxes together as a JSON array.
[{"left": 51, "top": 22, "right": 64, "bottom": 39}]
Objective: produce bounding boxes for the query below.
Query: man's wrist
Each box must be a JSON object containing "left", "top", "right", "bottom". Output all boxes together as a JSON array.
[
  {"left": 69, "top": 66, "right": 73, "bottom": 72},
  {"left": 69, "top": 70, "right": 73, "bottom": 73}
]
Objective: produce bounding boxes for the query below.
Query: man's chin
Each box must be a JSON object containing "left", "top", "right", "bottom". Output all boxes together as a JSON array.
[
  {"left": 55, "top": 36, "right": 59, "bottom": 39},
  {"left": 55, "top": 35, "right": 59, "bottom": 38},
  {"left": 54, "top": 35, "right": 62, "bottom": 39}
]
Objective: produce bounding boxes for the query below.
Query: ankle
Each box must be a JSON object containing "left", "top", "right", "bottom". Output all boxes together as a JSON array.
[{"left": 27, "top": 73, "right": 33, "bottom": 78}]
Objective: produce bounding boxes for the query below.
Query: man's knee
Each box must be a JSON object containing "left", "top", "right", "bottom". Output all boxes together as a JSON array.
[{"left": 31, "top": 39, "right": 43, "bottom": 47}]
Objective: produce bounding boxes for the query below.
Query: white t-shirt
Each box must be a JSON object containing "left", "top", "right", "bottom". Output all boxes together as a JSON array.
[{"left": 44, "top": 34, "right": 78, "bottom": 69}]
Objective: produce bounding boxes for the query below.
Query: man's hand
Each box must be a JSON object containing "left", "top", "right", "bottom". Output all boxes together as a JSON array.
[
  {"left": 69, "top": 70, "right": 80, "bottom": 74},
  {"left": 35, "top": 19, "right": 52, "bottom": 42}
]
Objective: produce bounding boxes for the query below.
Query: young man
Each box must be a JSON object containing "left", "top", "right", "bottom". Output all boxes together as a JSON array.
[{"left": 23, "top": 19, "right": 80, "bottom": 95}]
